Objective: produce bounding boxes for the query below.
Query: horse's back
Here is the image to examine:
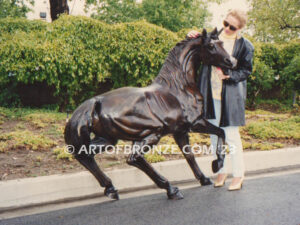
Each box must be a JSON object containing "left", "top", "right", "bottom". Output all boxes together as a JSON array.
[{"left": 93, "top": 85, "right": 185, "bottom": 140}]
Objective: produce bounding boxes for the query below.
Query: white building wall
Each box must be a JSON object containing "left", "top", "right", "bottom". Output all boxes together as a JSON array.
[{"left": 26, "top": 0, "right": 92, "bottom": 22}]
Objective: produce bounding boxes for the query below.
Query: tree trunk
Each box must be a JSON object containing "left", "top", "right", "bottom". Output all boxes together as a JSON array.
[
  {"left": 49, "top": 0, "right": 69, "bottom": 22},
  {"left": 292, "top": 90, "right": 297, "bottom": 105}
]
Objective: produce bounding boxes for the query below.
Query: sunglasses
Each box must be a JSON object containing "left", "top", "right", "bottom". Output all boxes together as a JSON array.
[{"left": 223, "top": 20, "right": 238, "bottom": 31}]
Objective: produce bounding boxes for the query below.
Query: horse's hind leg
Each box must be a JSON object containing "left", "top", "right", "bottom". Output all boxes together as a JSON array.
[
  {"left": 191, "top": 118, "right": 226, "bottom": 173},
  {"left": 127, "top": 134, "right": 183, "bottom": 200},
  {"left": 75, "top": 154, "right": 119, "bottom": 200},
  {"left": 173, "top": 133, "right": 212, "bottom": 186},
  {"left": 74, "top": 137, "right": 119, "bottom": 200}
]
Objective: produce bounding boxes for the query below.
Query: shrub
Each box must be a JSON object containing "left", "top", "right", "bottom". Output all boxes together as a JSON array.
[
  {"left": 0, "top": 15, "right": 299, "bottom": 110},
  {"left": 280, "top": 55, "right": 300, "bottom": 97},
  {"left": 0, "top": 16, "right": 179, "bottom": 109},
  {"left": 247, "top": 40, "right": 300, "bottom": 107},
  {"left": 247, "top": 56, "right": 275, "bottom": 107},
  {"left": 0, "top": 17, "right": 46, "bottom": 34}
]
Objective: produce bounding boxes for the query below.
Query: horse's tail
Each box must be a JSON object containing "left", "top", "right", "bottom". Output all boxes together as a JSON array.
[{"left": 64, "top": 99, "right": 101, "bottom": 155}]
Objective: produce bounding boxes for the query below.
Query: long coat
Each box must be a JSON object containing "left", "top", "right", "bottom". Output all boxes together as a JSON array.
[{"left": 197, "top": 36, "right": 254, "bottom": 127}]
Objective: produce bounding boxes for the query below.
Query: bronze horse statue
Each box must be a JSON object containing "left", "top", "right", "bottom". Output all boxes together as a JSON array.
[{"left": 64, "top": 28, "right": 237, "bottom": 200}]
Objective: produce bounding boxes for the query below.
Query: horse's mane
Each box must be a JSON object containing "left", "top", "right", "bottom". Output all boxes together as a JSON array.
[{"left": 153, "top": 36, "right": 202, "bottom": 90}]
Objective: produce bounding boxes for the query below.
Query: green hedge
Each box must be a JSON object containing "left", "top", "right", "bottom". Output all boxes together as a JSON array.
[
  {"left": 0, "top": 17, "right": 47, "bottom": 33},
  {"left": 0, "top": 16, "right": 179, "bottom": 109},
  {"left": 0, "top": 16, "right": 299, "bottom": 110},
  {"left": 247, "top": 40, "right": 300, "bottom": 107}
]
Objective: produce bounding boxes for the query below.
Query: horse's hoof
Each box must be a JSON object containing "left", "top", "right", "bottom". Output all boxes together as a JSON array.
[
  {"left": 167, "top": 187, "right": 184, "bottom": 200},
  {"left": 200, "top": 177, "right": 213, "bottom": 186},
  {"left": 211, "top": 159, "right": 223, "bottom": 173},
  {"left": 104, "top": 186, "right": 119, "bottom": 200},
  {"left": 107, "top": 191, "right": 119, "bottom": 200},
  {"left": 212, "top": 160, "right": 219, "bottom": 173},
  {"left": 212, "top": 160, "right": 223, "bottom": 173}
]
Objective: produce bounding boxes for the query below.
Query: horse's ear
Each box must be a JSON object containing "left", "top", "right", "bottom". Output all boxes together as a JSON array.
[
  {"left": 211, "top": 27, "right": 218, "bottom": 35},
  {"left": 202, "top": 28, "right": 207, "bottom": 38}
]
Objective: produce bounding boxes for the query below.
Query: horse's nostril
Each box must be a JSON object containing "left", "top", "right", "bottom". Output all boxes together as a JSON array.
[
  {"left": 225, "top": 58, "right": 231, "bottom": 64},
  {"left": 225, "top": 56, "right": 237, "bottom": 68}
]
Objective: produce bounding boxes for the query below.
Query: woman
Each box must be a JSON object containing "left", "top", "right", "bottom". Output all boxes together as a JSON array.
[{"left": 188, "top": 9, "right": 254, "bottom": 190}]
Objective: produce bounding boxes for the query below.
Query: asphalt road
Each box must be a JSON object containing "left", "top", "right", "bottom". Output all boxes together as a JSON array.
[{"left": 1, "top": 172, "right": 300, "bottom": 225}]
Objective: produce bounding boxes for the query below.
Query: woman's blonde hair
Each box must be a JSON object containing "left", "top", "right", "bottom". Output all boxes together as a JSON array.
[{"left": 227, "top": 9, "right": 248, "bottom": 29}]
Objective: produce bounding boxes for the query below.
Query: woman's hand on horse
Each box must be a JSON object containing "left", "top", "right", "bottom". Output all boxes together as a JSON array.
[
  {"left": 216, "top": 67, "right": 230, "bottom": 80},
  {"left": 187, "top": 30, "right": 200, "bottom": 38}
]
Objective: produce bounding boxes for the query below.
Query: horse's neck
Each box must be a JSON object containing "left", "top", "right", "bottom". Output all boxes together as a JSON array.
[
  {"left": 154, "top": 49, "right": 200, "bottom": 92},
  {"left": 182, "top": 49, "right": 201, "bottom": 87},
  {"left": 152, "top": 47, "right": 203, "bottom": 123}
]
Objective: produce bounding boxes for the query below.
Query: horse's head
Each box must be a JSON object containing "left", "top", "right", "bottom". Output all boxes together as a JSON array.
[
  {"left": 155, "top": 28, "right": 237, "bottom": 89},
  {"left": 198, "top": 28, "right": 237, "bottom": 69}
]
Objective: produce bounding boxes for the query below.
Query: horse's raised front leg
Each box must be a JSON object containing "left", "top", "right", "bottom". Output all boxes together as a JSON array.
[
  {"left": 74, "top": 136, "right": 119, "bottom": 200},
  {"left": 191, "top": 118, "right": 226, "bottom": 173},
  {"left": 127, "top": 134, "right": 183, "bottom": 200},
  {"left": 173, "top": 133, "right": 212, "bottom": 186}
]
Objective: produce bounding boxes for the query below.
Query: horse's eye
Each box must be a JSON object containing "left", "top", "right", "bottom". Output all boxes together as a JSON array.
[{"left": 208, "top": 43, "right": 214, "bottom": 50}]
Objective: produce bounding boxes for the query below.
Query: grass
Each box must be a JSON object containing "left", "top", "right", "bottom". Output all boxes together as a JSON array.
[
  {"left": 0, "top": 130, "right": 57, "bottom": 152},
  {"left": 144, "top": 151, "right": 166, "bottom": 163},
  {"left": 0, "top": 107, "right": 65, "bottom": 154},
  {"left": 243, "top": 116, "right": 300, "bottom": 140},
  {"left": 245, "top": 109, "right": 287, "bottom": 116},
  {"left": 0, "top": 105, "right": 299, "bottom": 165},
  {"left": 43, "top": 124, "right": 65, "bottom": 138},
  {"left": 0, "top": 141, "right": 8, "bottom": 152},
  {"left": 250, "top": 98, "right": 298, "bottom": 113},
  {"left": 0, "top": 107, "right": 66, "bottom": 120},
  {"left": 53, "top": 146, "right": 74, "bottom": 161},
  {"left": 156, "top": 136, "right": 180, "bottom": 153},
  {"left": 240, "top": 108, "right": 299, "bottom": 150},
  {"left": 22, "top": 112, "right": 66, "bottom": 129},
  {"left": 242, "top": 140, "right": 284, "bottom": 151},
  {"left": 158, "top": 134, "right": 210, "bottom": 149},
  {"left": 144, "top": 134, "right": 211, "bottom": 163}
]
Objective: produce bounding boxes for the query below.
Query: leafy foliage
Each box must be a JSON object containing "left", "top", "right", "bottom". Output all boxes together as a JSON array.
[
  {"left": 0, "top": 0, "right": 33, "bottom": 19},
  {"left": 87, "top": 0, "right": 221, "bottom": 32},
  {"left": 279, "top": 41, "right": 300, "bottom": 95},
  {"left": 281, "top": 55, "right": 300, "bottom": 94},
  {"left": 247, "top": 41, "right": 300, "bottom": 107},
  {"left": 87, "top": 0, "right": 141, "bottom": 24},
  {"left": 0, "top": 15, "right": 179, "bottom": 109},
  {"left": 138, "top": 0, "right": 211, "bottom": 32},
  {"left": 0, "top": 15, "right": 299, "bottom": 109},
  {"left": 247, "top": 0, "right": 300, "bottom": 42},
  {"left": 247, "top": 57, "right": 275, "bottom": 107}
]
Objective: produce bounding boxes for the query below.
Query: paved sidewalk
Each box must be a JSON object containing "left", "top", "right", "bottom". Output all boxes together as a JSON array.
[
  {"left": 0, "top": 146, "right": 299, "bottom": 212},
  {"left": 2, "top": 171, "right": 300, "bottom": 225}
]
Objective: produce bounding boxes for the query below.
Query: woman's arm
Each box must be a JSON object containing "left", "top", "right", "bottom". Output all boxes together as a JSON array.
[{"left": 227, "top": 46, "right": 254, "bottom": 83}]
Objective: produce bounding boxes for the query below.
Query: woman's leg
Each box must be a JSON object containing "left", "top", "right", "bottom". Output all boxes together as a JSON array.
[{"left": 222, "top": 126, "right": 245, "bottom": 178}]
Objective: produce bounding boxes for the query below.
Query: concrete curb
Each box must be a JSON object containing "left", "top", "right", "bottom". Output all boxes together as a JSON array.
[{"left": 0, "top": 147, "right": 299, "bottom": 212}]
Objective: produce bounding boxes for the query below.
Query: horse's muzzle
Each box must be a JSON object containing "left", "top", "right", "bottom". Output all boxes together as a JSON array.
[
  {"left": 230, "top": 56, "right": 237, "bottom": 68},
  {"left": 224, "top": 56, "right": 237, "bottom": 69}
]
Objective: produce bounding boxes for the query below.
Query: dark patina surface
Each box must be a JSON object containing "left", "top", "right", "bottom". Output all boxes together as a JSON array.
[{"left": 64, "top": 28, "right": 236, "bottom": 200}]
